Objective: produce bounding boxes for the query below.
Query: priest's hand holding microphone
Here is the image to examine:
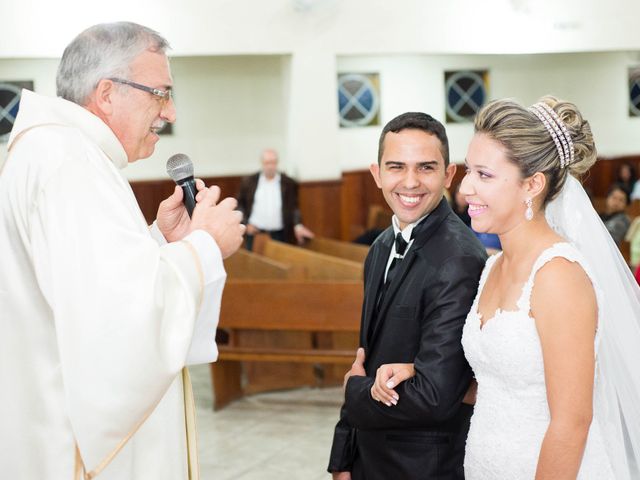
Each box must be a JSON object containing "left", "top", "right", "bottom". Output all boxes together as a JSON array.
[{"left": 156, "top": 153, "right": 245, "bottom": 257}]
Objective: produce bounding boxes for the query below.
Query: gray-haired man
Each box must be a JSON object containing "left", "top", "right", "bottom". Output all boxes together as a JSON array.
[{"left": 0, "top": 22, "right": 244, "bottom": 479}]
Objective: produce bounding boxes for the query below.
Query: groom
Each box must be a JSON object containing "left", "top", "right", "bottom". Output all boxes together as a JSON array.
[{"left": 328, "top": 112, "right": 487, "bottom": 479}]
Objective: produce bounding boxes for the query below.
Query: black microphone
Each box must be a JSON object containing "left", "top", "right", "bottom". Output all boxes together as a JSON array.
[{"left": 166, "top": 153, "right": 197, "bottom": 217}]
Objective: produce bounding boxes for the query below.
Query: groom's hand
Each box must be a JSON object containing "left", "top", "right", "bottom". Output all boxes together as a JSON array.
[{"left": 343, "top": 347, "right": 366, "bottom": 389}]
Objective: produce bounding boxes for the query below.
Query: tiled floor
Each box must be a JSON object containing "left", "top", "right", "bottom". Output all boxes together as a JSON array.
[{"left": 190, "top": 364, "right": 343, "bottom": 479}]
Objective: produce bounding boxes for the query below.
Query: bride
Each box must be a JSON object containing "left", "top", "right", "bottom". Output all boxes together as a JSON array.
[{"left": 370, "top": 96, "right": 640, "bottom": 479}]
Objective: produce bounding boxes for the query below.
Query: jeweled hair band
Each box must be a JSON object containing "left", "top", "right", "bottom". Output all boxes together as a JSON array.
[{"left": 528, "top": 102, "right": 575, "bottom": 168}]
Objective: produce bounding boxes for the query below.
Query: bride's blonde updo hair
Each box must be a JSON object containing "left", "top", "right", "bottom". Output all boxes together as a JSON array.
[{"left": 473, "top": 96, "right": 597, "bottom": 205}]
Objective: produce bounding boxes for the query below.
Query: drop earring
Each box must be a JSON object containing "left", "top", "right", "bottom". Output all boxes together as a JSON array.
[{"left": 525, "top": 198, "right": 533, "bottom": 221}]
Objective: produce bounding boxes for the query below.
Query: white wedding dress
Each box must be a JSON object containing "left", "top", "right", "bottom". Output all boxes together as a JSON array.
[{"left": 461, "top": 242, "right": 615, "bottom": 479}]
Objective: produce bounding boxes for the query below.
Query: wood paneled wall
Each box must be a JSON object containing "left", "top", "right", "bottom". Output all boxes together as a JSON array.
[
  {"left": 131, "top": 171, "right": 389, "bottom": 242},
  {"left": 582, "top": 155, "right": 640, "bottom": 197},
  {"left": 298, "top": 179, "right": 343, "bottom": 239},
  {"left": 340, "top": 171, "right": 389, "bottom": 241},
  {"left": 131, "top": 177, "right": 243, "bottom": 227},
  {"left": 130, "top": 155, "right": 638, "bottom": 242}
]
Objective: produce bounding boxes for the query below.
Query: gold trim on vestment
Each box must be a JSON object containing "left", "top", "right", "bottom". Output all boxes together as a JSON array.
[
  {"left": 183, "top": 367, "right": 200, "bottom": 480},
  {"left": 8, "top": 122, "right": 199, "bottom": 479},
  {"left": 2, "top": 123, "right": 61, "bottom": 176},
  {"left": 74, "top": 443, "right": 84, "bottom": 480},
  {"left": 69, "top": 218, "right": 205, "bottom": 479},
  {"left": 83, "top": 403, "right": 157, "bottom": 479},
  {"left": 76, "top": 371, "right": 201, "bottom": 479}
]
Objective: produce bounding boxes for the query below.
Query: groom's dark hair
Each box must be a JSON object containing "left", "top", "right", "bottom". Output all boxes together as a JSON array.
[{"left": 377, "top": 112, "right": 450, "bottom": 166}]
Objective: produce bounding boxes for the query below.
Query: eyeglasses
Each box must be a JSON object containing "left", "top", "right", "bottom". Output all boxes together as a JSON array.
[{"left": 108, "top": 77, "right": 173, "bottom": 105}]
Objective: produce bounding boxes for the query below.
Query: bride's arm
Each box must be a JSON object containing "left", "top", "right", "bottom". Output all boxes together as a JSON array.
[
  {"left": 533, "top": 259, "right": 597, "bottom": 480},
  {"left": 371, "top": 363, "right": 415, "bottom": 405},
  {"left": 371, "top": 365, "right": 477, "bottom": 406}
]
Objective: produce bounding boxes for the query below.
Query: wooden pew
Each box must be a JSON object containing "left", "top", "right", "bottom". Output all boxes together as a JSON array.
[
  {"left": 257, "top": 238, "right": 363, "bottom": 385},
  {"left": 592, "top": 197, "right": 607, "bottom": 214},
  {"left": 620, "top": 240, "right": 631, "bottom": 265},
  {"left": 627, "top": 200, "right": 640, "bottom": 218},
  {"left": 303, "top": 236, "right": 370, "bottom": 264},
  {"left": 211, "top": 240, "right": 363, "bottom": 409},
  {"left": 221, "top": 248, "right": 315, "bottom": 397},
  {"left": 224, "top": 248, "right": 296, "bottom": 279},
  {"left": 254, "top": 236, "right": 363, "bottom": 281}
]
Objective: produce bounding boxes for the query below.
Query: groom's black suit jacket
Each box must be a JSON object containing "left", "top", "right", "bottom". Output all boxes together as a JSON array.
[{"left": 328, "top": 198, "right": 487, "bottom": 480}]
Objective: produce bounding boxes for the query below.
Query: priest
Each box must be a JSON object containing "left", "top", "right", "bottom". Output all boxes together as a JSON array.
[{"left": 0, "top": 22, "right": 245, "bottom": 479}]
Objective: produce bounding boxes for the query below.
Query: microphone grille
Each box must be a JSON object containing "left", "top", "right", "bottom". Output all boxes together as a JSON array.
[{"left": 166, "top": 153, "right": 194, "bottom": 182}]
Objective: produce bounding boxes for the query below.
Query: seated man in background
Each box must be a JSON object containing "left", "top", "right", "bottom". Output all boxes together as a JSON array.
[
  {"left": 237, "top": 148, "right": 314, "bottom": 250},
  {"left": 600, "top": 184, "right": 631, "bottom": 245}
]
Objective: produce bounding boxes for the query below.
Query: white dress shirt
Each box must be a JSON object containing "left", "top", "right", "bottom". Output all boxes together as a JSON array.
[
  {"left": 383, "top": 214, "right": 429, "bottom": 281},
  {"left": 248, "top": 172, "right": 284, "bottom": 231}
]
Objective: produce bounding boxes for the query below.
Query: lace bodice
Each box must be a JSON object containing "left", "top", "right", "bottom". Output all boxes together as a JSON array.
[{"left": 461, "top": 243, "right": 614, "bottom": 479}]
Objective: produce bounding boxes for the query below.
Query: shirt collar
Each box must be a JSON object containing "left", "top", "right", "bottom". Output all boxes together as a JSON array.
[
  {"left": 258, "top": 172, "right": 281, "bottom": 183},
  {"left": 391, "top": 213, "right": 429, "bottom": 243}
]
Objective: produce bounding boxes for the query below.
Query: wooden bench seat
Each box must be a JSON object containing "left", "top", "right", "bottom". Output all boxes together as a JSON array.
[
  {"left": 303, "top": 236, "right": 369, "bottom": 264},
  {"left": 210, "top": 240, "right": 363, "bottom": 410},
  {"left": 217, "top": 347, "right": 356, "bottom": 364}
]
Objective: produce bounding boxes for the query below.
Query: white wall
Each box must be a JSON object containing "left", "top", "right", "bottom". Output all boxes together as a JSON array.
[
  {"left": 338, "top": 51, "right": 640, "bottom": 171},
  {"left": 3, "top": 0, "right": 640, "bottom": 57},
  {"left": 0, "top": 56, "right": 290, "bottom": 180},
  {"left": 2, "top": 51, "right": 639, "bottom": 179},
  {"left": 1, "top": 1, "right": 639, "bottom": 181},
  {"left": 0, "top": 59, "right": 59, "bottom": 96},
  {"left": 2, "top": 13, "right": 640, "bottom": 181},
  {"left": 127, "top": 55, "right": 288, "bottom": 180}
]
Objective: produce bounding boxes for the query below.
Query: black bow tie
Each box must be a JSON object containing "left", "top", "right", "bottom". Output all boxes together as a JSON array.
[
  {"left": 375, "top": 231, "right": 412, "bottom": 318},
  {"left": 394, "top": 232, "right": 409, "bottom": 258},
  {"left": 386, "top": 231, "right": 411, "bottom": 286}
]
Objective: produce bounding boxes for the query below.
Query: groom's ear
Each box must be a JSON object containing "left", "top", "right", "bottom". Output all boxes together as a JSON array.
[
  {"left": 370, "top": 163, "right": 382, "bottom": 188},
  {"left": 524, "top": 172, "right": 547, "bottom": 200}
]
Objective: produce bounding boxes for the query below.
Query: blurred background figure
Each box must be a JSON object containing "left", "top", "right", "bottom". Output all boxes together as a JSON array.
[
  {"left": 237, "top": 148, "right": 314, "bottom": 250},
  {"left": 625, "top": 217, "right": 640, "bottom": 272},
  {"left": 614, "top": 162, "right": 639, "bottom": 199},
  {"left": 600, "top": 184, "right": 631, "bottom": 244}
]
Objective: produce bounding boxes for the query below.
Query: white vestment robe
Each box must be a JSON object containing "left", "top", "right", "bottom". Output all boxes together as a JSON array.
[{"left": 0, "top": 90, "right": 226, "bottom": 479}]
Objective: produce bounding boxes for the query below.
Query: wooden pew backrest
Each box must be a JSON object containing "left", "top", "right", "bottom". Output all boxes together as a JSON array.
[
  {"left": 258, "top": 239, "right": 363, "bottom": 281},
  {"left": 224, "top": 249, "right": 300, "bottom": 280},
  {"left": 303, "top": 237, "right": 369, "bottom": 264}
]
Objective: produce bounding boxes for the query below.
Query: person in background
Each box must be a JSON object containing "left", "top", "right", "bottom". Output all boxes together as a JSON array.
[
  {"left": 614, "top": 161, "right": 639, "bottom": 199},
  {"left": 600, "top": 184, "right": 631, "bottom": 244},
  {"left": 625, "top": 217, "right": 640, "bottom": 270},
  {"left": 237, "top": 148, "right": 314, "bottom": 250}
]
